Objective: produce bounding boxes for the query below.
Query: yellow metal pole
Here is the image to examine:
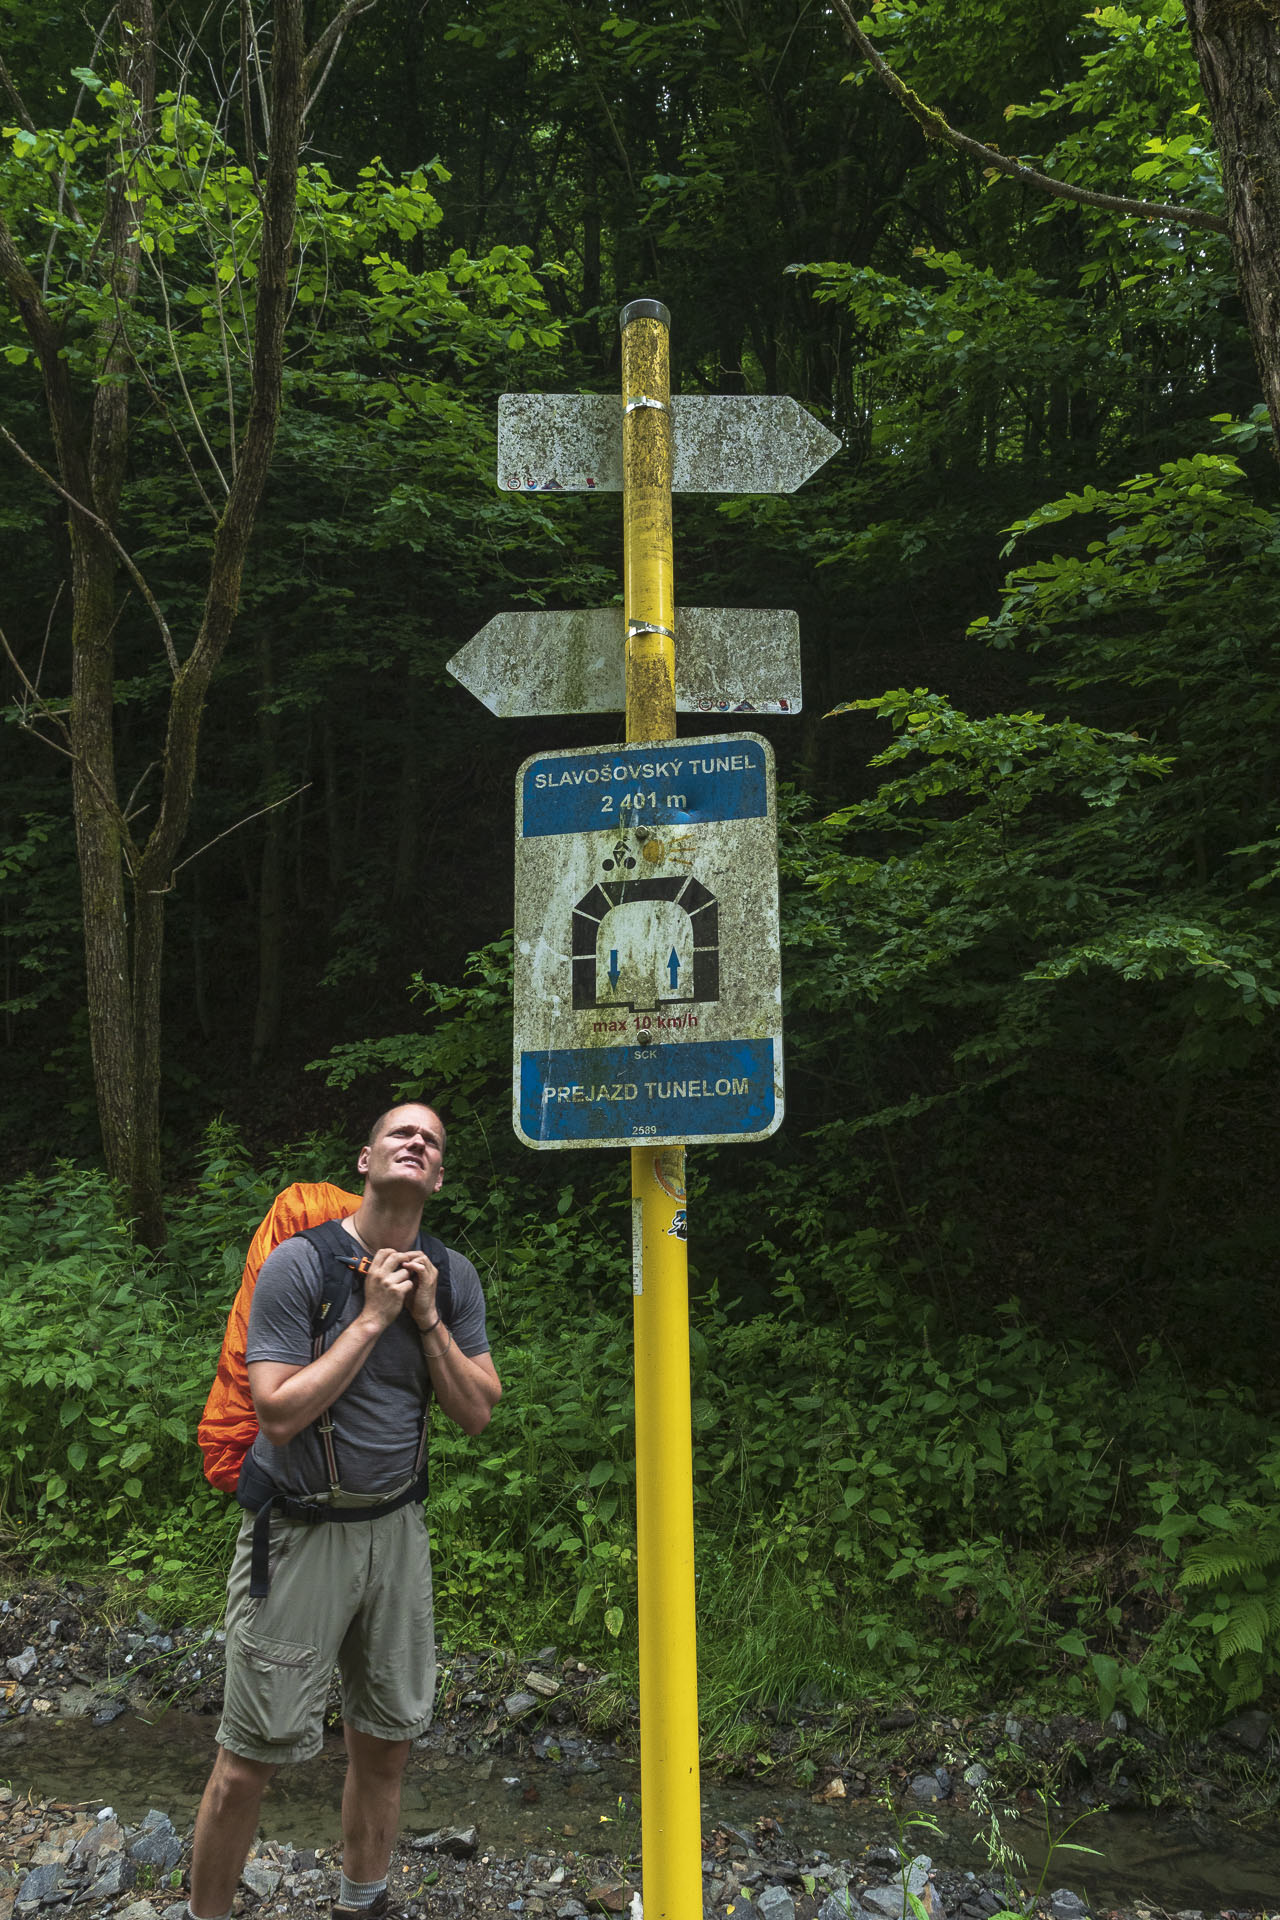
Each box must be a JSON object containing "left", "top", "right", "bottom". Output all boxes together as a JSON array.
[
  {"left": 621, "top": 302, "right": 676, "bottom": 744},
  {"left": 620, "top": 297, "right": 701, "bottom": 1920}
]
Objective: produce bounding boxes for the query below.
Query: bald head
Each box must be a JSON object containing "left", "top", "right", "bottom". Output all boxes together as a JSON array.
[{"left": 365, "top": 1102, "right": 447, "bottom": 1153}]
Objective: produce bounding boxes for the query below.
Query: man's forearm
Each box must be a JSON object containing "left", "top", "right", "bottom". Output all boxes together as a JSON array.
[
  {"left": 249, "top": 1315, "right": 385, "bottom": 1446},
  {"left": 420, "top": 1327, "right": 501, "bottom": 1435}
]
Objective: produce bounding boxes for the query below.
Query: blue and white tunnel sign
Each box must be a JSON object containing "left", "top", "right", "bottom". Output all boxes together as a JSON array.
[{"left": 513, "top": 733, "right": 784, "bottom": 1149}]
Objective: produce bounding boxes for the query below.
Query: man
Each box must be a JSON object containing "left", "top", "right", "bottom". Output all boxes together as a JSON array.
[{"left": 188, "top": 1103, "right": 501, "bottom": 1920}]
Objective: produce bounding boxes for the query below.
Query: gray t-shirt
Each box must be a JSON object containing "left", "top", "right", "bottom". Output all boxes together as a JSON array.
[{"left": 245, "top": 1229, "right": 489, "bottom": 1498}]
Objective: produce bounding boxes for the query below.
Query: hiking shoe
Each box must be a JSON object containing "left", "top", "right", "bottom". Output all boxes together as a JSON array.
[{"left": 333, "top": 1893, "right": 391, "bottom": 1920}]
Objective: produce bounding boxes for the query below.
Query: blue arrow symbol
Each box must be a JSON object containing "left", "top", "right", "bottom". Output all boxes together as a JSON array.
[
  {"left": 667, "top": 948, "right": 680, "bottom": 990},
  {"left": 608, "top": 950, "right": 621, "bottom": 989}
]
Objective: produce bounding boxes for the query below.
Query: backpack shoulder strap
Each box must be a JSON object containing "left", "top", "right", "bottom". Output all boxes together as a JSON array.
[
  {"left": 291, "top": 1220, "right": 456, "bottom": 1344},
  {"left": 418, "top": 1232, "right": 454, "bottom": 1329},
  {"left": 296, "top": 1217, "right": 364, "bottom": 1344},
  {"left": 293, "top": 1217, "right": 367, "bottom": 1494}
]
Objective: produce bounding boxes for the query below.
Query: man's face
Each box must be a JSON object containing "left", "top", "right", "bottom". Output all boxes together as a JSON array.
[{"left": 358, "top": 1105, "right": 446, "bottom": 1199}]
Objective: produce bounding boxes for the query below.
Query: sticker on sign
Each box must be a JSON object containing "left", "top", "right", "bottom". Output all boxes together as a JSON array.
[{"left": 513, "top": 734, "right": 783, "bottom": 1150}]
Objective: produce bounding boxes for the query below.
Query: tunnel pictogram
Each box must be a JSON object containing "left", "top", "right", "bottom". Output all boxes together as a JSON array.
[{"left": 571, "top": 875, "right": 720, "bottom": 1011}]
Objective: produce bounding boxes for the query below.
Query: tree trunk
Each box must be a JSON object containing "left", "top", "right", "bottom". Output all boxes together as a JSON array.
[
  {"left": 0, "top": 0, "right": 319, "bottom": 1246},
  {"left": 68, "top": 535, "right": 135, "bottom": 1194},
  {"left": 128, "top": 876, "right": 167, "bottom": 1249},
  {"left": 122, "top": 0, "right": 308, "bottom": 1238},
  {"left": 1183, "top": 0, "right": 1280, "bottom": 452},
  {"left": 251, "top": 636, "right": 286, "bottom": 1070},
  {"left": 67, "top": 0, "right": 155, "bottom": 1200}
]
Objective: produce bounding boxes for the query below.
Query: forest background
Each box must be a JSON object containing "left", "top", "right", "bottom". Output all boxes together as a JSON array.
[{"left": 2, "top": 0, "right": 1280, "bottom": 1773}]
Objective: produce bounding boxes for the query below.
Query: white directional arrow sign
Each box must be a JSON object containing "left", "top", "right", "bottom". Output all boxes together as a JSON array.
[
  {"left": 447, "top": 607, "right": 802, "bottom": 717},
  {"left": 455, "top": 379, "right": 837, "bottom": 717},
  {"left": 497, "top": 393, "right": 840, "bottom": 494}
]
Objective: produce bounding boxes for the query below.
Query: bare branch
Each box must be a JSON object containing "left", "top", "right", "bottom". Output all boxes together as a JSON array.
[
  {"left": 33, "top": 581, "right": 65, "bottom": 698},
  {"left": 563, "top": 12, "right": 638, "bottom": 196},
  {"left": 137, "top": 0, "right": 308, "bottom": 889},
  {"left": 167, "top": 62, "right": 250, "bottom": 477},
  {"left": 5, "top": 719, "right": 79, "bottom": 765},
  {"left": 124, "top": 760, "right": 159, "bottom": 821},
  {"left": 239, "top": 0, "right": 262, "bottom": 189},
  {"left": 0, "top": 53, "right": 38, "bottom": 136},
  {"left": 304, "top": 0, "right": 379, "bottom": 106},
  {"left": 0, "top": 420, "right": 181, "bottom": 674},
  {"left": 139, "top": 247, "right": 230, "bottom": 503},
  {"left": 303, "top": 36, "right": 345, "bottom": 121},
  {"left": 771, "top": 0, "right": 818, "bottom": 91},
  {"left": 164, "top": 780, "right": 312, "bottom": 885},
  {"left": 0, "top": 617, "right": 73, "bottom": 749},
  {"left": 220, "top": 164, "right": 256, "bottom": 377},
  {"left": 244, "top": 0, "right": 272, "bottom": 143},
  {"left": 0, "top": 619, "right": 133, "bottom": 853},
  {"left": 829, "top": 0, "right": 1229, "bottom": 239}
]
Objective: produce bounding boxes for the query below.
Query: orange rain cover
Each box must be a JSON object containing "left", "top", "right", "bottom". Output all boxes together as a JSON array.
[{"left": 197, "top": 1180, "right": 361, "bottom": 1492}]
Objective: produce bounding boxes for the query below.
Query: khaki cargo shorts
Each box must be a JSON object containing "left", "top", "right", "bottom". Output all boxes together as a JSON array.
[{"left": 216, "top": 1503, "right": 436, "bottom": 1764}]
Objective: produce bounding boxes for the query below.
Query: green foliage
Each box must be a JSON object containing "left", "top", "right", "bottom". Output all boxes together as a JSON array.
[
  {"left": 2, "top": 0, "right": 1279, "bottom": 1769},
  {"left": 790, "top": 683, "right": 1210, "bottom": 1105},
  {"left": 2, "top": 1148, "right": 1279, "bottom": 1733},
  {"left": 960, "top": 1778, "right": 1103, "bottom": 1919},
  {"left": 316, "top": 936, "right": 515, "bottom": 1117},
  {"left": 775, "top": 406, "right": 1280, "bottom": 1352},
  {"left": 1003, "top": 0, "right": 1221, "bottom": 226},
  {"left": 1172, "top": 1456, "right": 1280, "bottom": 1711},
  {"left": 0, "top": 812, "right": 79, "bottom": 1019},
  {"left": 0, "top": 1165, "right": 233, "bottom": 1595},
  {"left": 974, "top": 448, "right": 1280, "bottom": 1049},
  {"left": 0, "top": 81, "right": 559, "bottom": 410},
  {"left": 794, "top": 248, "right": 1107, "bottom": 478}
]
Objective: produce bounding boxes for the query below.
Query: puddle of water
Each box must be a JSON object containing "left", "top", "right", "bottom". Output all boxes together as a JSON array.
[
  {"left": 2, "top": 1713, "right": 1279, "bottom": 1908},
  {"left": 742, "top": 1784, "right": 1280, "bottom": 1908},
  {"left": 0, "top": 1713, "right": 637, "bottom": 1858}
]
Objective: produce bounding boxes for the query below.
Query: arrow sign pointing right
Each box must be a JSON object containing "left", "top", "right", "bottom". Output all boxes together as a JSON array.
[
  {"left": 497, "top": 393, "right": 839, "bottom": 494},
  {"left": 447, "top": 606, "right": 802, "bottom": 716}
]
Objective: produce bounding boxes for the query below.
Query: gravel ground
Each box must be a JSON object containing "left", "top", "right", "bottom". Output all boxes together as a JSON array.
[
  {"left": 1, "top": 1789, "right": 1276, "bottom": 1920},
  {"left": 1, "top": 1579, "right": 1278, "bottom": 1920}
]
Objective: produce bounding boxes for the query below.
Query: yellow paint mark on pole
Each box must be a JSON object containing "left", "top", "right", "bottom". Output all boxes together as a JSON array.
[{"left": 621, "top": 298, "right": 701, "bottom": 1920}]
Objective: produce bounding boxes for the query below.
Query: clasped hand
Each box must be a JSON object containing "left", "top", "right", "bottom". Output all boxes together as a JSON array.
[{"left": 360, "top": 1245, "right": 439, "bottom": 1332}]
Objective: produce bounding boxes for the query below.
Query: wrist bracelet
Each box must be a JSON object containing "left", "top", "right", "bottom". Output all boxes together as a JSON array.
[{"left": 422, "top": 1323, "right": 452, "bottom": 1360}]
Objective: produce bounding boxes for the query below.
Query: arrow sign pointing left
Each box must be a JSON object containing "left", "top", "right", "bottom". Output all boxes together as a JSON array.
[{"left": 447, "top": 606, "right": 802, "bottom": 716}]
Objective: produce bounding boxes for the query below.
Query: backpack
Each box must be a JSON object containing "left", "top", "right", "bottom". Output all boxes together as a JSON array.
[{"left": 197, "top": 1181, "right": 454, "bottom": 1493}]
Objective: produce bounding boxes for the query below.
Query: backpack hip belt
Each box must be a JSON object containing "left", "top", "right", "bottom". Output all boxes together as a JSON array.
[{"left": 236, "top": 1449, "right": 430, "bottom": 1598}]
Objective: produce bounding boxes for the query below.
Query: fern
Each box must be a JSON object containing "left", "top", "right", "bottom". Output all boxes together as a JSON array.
[{"left": 1179, "top": 1504, "right": 1280, "bottom": 1708}]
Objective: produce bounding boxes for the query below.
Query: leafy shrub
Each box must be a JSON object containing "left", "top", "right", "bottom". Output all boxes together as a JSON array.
[
  {"left": 0, "top": 1166, "right": 217, "bottom": 1558},
  {"left": 2, "top": 1149, "right": 1279, "bottom": 1728}
]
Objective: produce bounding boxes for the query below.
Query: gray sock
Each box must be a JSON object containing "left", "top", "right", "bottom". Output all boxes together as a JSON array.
[
  {"left": 187, "top": 1905, "right": 233, "bottom": 1920},
  {"left": 338, "top": 1875, "right": 387, "bottom": 1909}
]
